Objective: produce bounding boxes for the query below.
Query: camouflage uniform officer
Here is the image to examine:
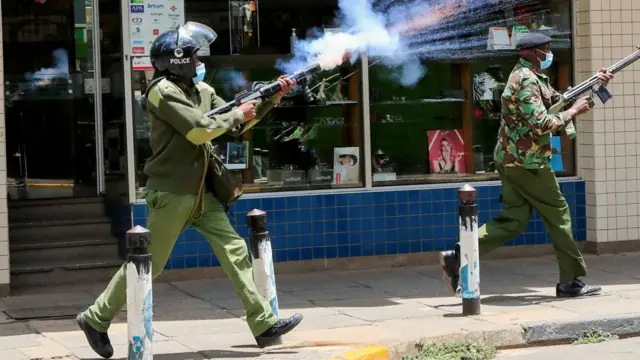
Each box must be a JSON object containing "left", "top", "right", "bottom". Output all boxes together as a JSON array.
[{"left": 439, "top": 33, "right": 613, "bottom": 298}]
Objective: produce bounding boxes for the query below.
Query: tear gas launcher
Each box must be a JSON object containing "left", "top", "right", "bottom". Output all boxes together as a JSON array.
[
  {"left": 204, "top": 62, "right": 324, "bottom": 118},
  {"left": 549, "top": 45, "right": 640, "bottom": 115}
]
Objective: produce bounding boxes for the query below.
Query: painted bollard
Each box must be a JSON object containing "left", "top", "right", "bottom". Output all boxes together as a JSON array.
[
  {"left": 126, "top": 225, "right": 153, "bottom": 359},
  {"left": 247, "top": 209, "right": 281, "bottom": 344},
  {"left": 459, "top": 184, "right": 481, "bottom": 316}
]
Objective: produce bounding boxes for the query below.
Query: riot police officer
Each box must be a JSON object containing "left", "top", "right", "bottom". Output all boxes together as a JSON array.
[{"left": 76, "top": 22, "right": 301, "bottom": 359}]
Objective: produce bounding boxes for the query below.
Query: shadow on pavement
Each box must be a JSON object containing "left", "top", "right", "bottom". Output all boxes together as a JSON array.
[
  {"left": 80, "top": 349, "right": 297, "bottom": 360},
  {"left": 0, "top": 252, "right": 639, "bottom": 358}
]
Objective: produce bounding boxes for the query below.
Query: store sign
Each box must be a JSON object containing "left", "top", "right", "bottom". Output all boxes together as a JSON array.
[
  {"left": 132, "top": 57, "right": 153, "bottom": 71},
  {"left": 128, "top": 0, "right": 185, "bottom": 66}
]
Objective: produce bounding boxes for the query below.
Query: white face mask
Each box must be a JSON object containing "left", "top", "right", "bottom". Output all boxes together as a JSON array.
[{"left": 193, "top": 63, "right": 206, "bottom": 84}]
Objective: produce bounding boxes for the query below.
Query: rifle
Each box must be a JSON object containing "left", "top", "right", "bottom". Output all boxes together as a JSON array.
[
  {"left": 548, "top": 46, "right": 640, "bottom": 139},
  {"left": 203, "top": 62, "right": 323, "bottom": 118}
]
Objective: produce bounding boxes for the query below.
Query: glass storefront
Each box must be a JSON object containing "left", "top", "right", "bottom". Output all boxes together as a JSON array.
[
  {"left": 2, "top": 0, "right": 127, "bottom": 200},
  {"left": 368, "top": 0, "right": 575, "bottom": 186},
  {"left": 121, "top": 0, "right": 574, "bottom": 201}
]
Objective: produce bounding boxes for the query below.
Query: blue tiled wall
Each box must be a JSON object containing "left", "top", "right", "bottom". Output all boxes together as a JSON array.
[{"left": 131, "top": 180, "right": 586, "bottom": 269}]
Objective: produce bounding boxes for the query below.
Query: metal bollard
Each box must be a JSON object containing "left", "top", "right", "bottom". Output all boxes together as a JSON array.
[
  {"left": 459, "top": 184, "right": 481, "bottom": 316},
  {"left": 247, "top": 209, "right": 281, "bottom": 343},
  {"left": 125, "top": 225, "right": 153, "bottom": 359}
]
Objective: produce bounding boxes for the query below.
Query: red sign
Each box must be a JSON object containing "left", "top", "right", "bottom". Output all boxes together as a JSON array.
[
  {"left": 132, "top": 47, "right": 145, "bottom": 54},
  {"left": 153, "top": 29, "right": 159, "bottom": 35}
]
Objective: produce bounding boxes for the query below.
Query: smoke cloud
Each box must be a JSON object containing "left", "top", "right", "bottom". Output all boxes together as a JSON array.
[
  {"left": 215, "top": 68, "right": 249, "bottom": 94},
  {"left": 277, "top": 0, "right": 535, "bottom": 87},
  {"left": 25, "top": 48, "right": 69, "bottom": 90}
]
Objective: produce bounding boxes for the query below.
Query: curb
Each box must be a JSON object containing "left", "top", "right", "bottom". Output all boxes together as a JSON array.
[
  {"left": 330, "top": 345, "right": 391, "bottom": 360},
  {"left": 337, "top": 314, "right": 640, "bottom": 359},
  {"left": 523, "top": 314, "right": 640, "bottom": 342}
]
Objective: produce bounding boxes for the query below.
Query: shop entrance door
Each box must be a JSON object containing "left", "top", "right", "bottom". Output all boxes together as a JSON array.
[{"left": 3, "top": 0, "right": 124, "bottom": 200}]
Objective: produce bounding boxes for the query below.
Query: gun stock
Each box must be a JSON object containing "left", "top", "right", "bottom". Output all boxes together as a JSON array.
[{"left": 548, "top": 99, "right": 568, "bottom": 115}]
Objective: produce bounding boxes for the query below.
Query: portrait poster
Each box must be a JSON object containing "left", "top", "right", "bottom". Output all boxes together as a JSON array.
[
  {"left": 333, "top": 147, "right": 360, "bottom": 184},
  {"left": 428, "top": 129, "right": 466, "bottom": 175},
  {"left": 226, "top": 141, "right": 249, "bottom": 170}
]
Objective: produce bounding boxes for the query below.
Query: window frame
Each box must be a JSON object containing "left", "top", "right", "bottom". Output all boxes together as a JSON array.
[{"left": 125, "top": 0, "right": 579, "bottom": 203}]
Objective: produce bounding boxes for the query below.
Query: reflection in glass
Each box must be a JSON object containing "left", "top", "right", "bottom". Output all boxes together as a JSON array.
[
  {"left": 132, "top": 57, "right": 364, "bottom": 197},
  {"left": 369, "top": 0, "right": 575, "bottom": 186}
]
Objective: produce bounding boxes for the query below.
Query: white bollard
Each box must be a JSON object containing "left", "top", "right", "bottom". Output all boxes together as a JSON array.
[
  {"left": 126, "top": 225, "right": 153, "bottom": 359},
  {"left": 247, "top": 209, "right": 281, "bottom": 344},
  {"left": 459, "top": 184, "right": 481, "bottom": 316}
]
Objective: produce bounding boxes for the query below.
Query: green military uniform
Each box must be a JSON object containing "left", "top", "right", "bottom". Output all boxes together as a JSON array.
[
  {"left": 82, "top": 79, "right": 282, "bottom": 337},
  {"left": 478, "top": 58, "right": 587, "bottom": 283}
]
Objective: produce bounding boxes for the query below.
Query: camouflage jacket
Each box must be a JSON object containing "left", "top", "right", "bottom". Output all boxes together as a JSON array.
[{"left": 494, "top": 58, "right": 568, "bottom": 169}]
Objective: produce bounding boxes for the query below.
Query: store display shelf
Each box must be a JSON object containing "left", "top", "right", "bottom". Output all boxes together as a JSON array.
[
  {"left": 370, "top": 118, "right": 455, "bottom": 125},
  {"left": 251, "top": 122, "right": 355, "bottom": 130},
  {"left": 277, "top": 100, "right": 358, "bottom": 108},
  {"left": 242, "top": 182, "right": 363, "bottom": 193},
  {"left": 371, "top": 98, "right": 464, "bottom": 105},
  {"left": 373, "top": 173, "right": 500, "bottom": 186}
]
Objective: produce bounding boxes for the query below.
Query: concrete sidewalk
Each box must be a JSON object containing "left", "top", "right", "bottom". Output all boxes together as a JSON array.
[{"left": 1, "top": 252, "right": 640, "bottom": 360}]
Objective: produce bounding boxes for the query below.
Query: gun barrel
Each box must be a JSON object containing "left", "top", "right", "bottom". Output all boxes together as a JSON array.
[
  {"left": 289, "top": 63, "right": 323, "bottom": 82},
  {"left": 564, "top": 48, "right": 640, "bottom": 101}
]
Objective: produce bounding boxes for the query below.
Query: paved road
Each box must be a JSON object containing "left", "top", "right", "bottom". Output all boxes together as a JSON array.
[
  {"left": 3, "top": 252, "right": 640, "bottom": 359},
  {"left": 496, "top": 337, "right": 640, "bottom": 359}
]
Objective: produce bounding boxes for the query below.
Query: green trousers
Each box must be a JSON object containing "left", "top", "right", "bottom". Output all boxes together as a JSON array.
[
  {"left": 477, "top": 165, "right": 587, "bottom": 283},
  {"left": 83, "top": 190, "right": 277, "bottom": 337}
]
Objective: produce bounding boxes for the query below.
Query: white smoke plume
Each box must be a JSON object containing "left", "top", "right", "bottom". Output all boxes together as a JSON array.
[{"left": 277, "top": 0, "right": 534, "bottom": 86}]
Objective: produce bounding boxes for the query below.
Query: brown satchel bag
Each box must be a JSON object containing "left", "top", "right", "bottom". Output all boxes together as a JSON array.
[{"left": 202, "top": 143, "right": 243, "bottom": 212}]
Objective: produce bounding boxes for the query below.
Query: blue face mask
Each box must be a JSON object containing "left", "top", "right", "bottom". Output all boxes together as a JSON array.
[
  {"left": 538, "top": 50, "right": 554, "bottom": 70},
  {"left": 192, "top": 63, "right": 206, "bottom": 85}
]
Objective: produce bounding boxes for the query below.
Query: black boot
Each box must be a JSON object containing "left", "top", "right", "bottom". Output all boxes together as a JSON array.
[
  {"left": 556, "top": 278, "right": 602, "bottom": 298},
  {"left": 439, "top": 243, "right": 460, "bottom": 296},
  {"left": 76, "top": 313, "right": 114, "bottom": 359},
  {"left": 255, "top": 313, "right": 303, "bottom": 348}
]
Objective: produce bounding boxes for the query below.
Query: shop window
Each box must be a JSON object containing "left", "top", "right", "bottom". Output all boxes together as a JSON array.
[
  {"left": 133, "top": 0, "right": 363, "bottom": 197},
  {"left": 201, "top": 57, "right": 364, "bottom": 193},
  {"left": 132, "top": 0, "right": 575, "bottom": 197},
  {"left": 369, "top": 0, "right": 575, "bottom": 186}
]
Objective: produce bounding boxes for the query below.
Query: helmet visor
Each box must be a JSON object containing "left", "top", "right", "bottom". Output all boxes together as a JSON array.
[{"left": 177, "top": 21, "right": 217, "bottom": 50}]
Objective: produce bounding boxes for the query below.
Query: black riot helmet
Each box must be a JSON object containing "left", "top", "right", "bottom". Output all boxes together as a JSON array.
[{"left": 149, "top": 22, "right": 217, "bottom": 83}]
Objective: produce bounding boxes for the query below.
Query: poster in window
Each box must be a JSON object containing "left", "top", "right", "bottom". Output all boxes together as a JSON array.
[
  {"left": 428, "top": 130, "right": 466, "bottom": 175},
  {"left": 333, "top": 147, "right": 360, "bottom": 184},
  {"left": 225, "top": 141, "right": 248, "bottom": 170},
  {"left": 550, "top": 136, "right": 564, "bottom": 172}
]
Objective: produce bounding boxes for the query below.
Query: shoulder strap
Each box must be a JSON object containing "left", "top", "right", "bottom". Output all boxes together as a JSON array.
[
  {"left": 144, "top": 76, "right": 166, "bottom": 97},
  {"left": 139, "top": 76, "right": 166, "bottom": 111}
]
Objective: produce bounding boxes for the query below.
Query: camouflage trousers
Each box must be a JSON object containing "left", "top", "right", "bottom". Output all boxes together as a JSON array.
[{"left": 477, "top": 164, "right": 587, "bottom": 283}]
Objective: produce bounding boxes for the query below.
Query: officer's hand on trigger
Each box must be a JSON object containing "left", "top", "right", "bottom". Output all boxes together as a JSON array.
[
  {"left": 569, "top": 96, "right": 593, "bottom": 117},
  {"left": 238, "top": 100, "right": 258, "bottom": 123}
]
